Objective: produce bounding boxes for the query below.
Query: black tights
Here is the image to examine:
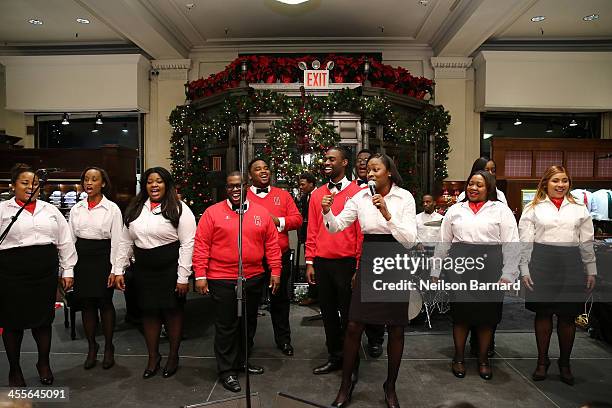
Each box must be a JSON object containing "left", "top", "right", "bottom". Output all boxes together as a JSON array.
[
  {"left": 81, "top": 299, "right": 116, "bottom": 356},
  {"left": 534, "top": 312, "right": 576, "bottom": 365},
  {"left": 453, "top": 323, "right": 493, "bottom": 364},
  {"left": 142, "top": 308, "right": 183, "bottom": 370},
  {"left": 2, "top": 325, "right": 52, "bottom": 386},
  {"left": 335, "top": 322, "right": 404, "bottom": 404}
]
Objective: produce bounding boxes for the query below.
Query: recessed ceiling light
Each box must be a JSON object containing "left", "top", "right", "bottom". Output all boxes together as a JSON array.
[
  {"left": 569, "top": 119, "right": 578, "bottom": 127},
  {"left": 531, "top": 16, "right": 546, "bottom": 22},
  {"left": 514, "top": 117, "right": 522, "bottom": 126},
  {"left": 583, "top": 14, "right": 599, "bottom": 21},
  {"left": 28, "top": 19, "right": 43, "bottom": 25},
  {"left": 274, "top": 0, "right": 310, "bottom": 4},
  {"left": 76, "top": 18, "right": 90, "bottom": 24}
]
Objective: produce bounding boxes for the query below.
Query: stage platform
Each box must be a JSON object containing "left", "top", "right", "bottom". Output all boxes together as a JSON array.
[{"left": 1, "top": 294, "right": 611, "bottom": 407}]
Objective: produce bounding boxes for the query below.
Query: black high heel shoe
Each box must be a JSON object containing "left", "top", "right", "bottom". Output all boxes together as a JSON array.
[
  {"left": 36, "top": 363, "right": 54, "bottom": 386},
  {"left": 142, "top": 355, "right": 161, "bottom": 379},
  {"left": 479, "top": 361, "right": 492, "bottom": 380},
  {"left": 451, "top": 360, "right": 466, "bottom": 378},
  {"left": 532, "top": 358, "right": 551, "bottom": 381},
  {"left": 330, "top": 380, "right": 356, "bottom": 407},
  {"left": 102, "top": 344, "right": 115, "bottom": 370},
  {"left": 558, "top": 360, "right": 575, "bottom": 386},
  {"left": 162, "top": 358, "right": 179, "bottom": 378},
  {"left": 84, "top": 343, "right": 99, "bottom": 370},
  {"left": 383, "top": 381, "right": 400, "bottom": 408}
]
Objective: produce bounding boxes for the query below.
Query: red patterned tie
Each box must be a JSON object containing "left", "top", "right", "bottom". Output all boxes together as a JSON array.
[{"left": 583, "top": 192, "right": 588, "bottom": 207}]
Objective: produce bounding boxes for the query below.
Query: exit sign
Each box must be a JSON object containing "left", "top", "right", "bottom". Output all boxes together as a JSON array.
[{"left": 304, "top": 70, "right": 329, "bottom": 88}]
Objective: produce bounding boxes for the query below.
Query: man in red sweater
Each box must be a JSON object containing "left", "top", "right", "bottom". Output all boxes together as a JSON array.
[
  {"left": 352, "top": 148, "right": 385, "bottom": 359},
  {"left": 306, "top": 146, "right": 362, "bottom": 375},
  {"left": 193, "top": 172, "right": 282, "bottom": 393},
  {"left": 247, "top": 158, "right": 302, "bottom": 357}
]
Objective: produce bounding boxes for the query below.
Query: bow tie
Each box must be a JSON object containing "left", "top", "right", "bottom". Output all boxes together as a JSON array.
[
  {"left": 256, "top": 187, "right": 269, "bottom": 194},
  {"left": 357, "top": 179, "right": 367, "bottom": 186},
  {"left": 328, "top": 181, "right": 342, "bottom": 191},
  {"left": 232, "top": 203, "right": 247, "bottom": 212}
]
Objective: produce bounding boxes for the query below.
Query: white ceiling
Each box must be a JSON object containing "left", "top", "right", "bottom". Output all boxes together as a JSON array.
[{"left": 0, "top": 0, "right": 610, "bottom": 58}]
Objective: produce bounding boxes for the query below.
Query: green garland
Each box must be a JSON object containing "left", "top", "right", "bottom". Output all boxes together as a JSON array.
[{"left": 170, "top": 88, "right": 450, "bottom": 216}]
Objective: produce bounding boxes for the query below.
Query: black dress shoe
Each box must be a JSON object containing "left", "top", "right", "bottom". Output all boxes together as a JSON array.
[
  {"left": 246, "top": 364, "right": 264, "bottom": 375},
  {"left": 36, "top": 363, "right": 54, "bottom": 386},
  {"left": 143, "top": 355, "right": 161, "bottom": 379},
  {"left": 221, "top": 375, "right": 241, "bottom": 392},
  {"left": 313, "top": 360, "right": 342, "bottom": 375},
  {"left": 367, "top": 343, "right": 383, "bottom": 358},
  {"left": 278, "top": 343, "right": 294, "bottom": 356}
]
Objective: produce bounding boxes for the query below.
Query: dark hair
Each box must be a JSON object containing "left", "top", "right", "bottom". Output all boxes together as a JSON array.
[
  {"left": 227, "top": 170, "right": 242, "bottom": 180},
  {"left": 469, "top": 157, "right": 490, "bottom": 174},
  {"left": 10, "top": 163, "right": 35, "bottom": 183},
  {"left": 328, "top": 146, "right": 349, "bottom": 161},
  {"left": 299, "top": 172, "right": 316, "bottom": 184},
  {"left": 124, "top": 167, "right": 182, "bottom": 228},
  {"left": 80, "top": 166, "right": 112, "bottom": 196},
  {"left": 367, "top": 153, "right": 403, "bottom": 186},
  {"left": 357, "top": 148, "right": 373, "bottom": 157},
  {"left": 461, "top": 170, "right": 498, "bottom": 202},
  {"left": 248, "top": 157, "right": 268, "bottom": 172}
]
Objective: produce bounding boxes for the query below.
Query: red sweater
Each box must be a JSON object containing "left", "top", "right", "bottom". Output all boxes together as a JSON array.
[
  {"left": 193, "top": 201, "right": 282, "bottom": 280},
  {"left": 247, "top": 186, "right": 303, "bottom": 253},
  {"left": 305, "top": 182, "right": 363, "bottom": 262}
]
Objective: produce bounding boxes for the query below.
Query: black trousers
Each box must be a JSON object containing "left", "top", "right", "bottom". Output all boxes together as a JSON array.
[
  {"left": 208, "top": 274, "right": 265, "bottom": 378},
  {"left": 315, "top": 257, "right": 356, "bottom": 361},
  {"left": 264, "top": 251, "right": 292, "bottom": 345}
]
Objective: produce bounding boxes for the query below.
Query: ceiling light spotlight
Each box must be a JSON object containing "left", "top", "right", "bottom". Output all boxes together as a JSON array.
[
  {"left": 273, "top": 0, "right": 310, "bottom": 4},
  {"left": 61, "top": 113, "right": 70, "bottom": 125},
  {"left": 514, "top": 117, "right": 522, "bottom": 126},
  {"left": 91, "top": 127, "right": 99, "bottom": 133},
  {"left": 95, "top": 112, "right": 103, "bottom": 125},
  {"left": 569, "top": 119, "right": 578, "bottom": 127},
  {"left": 530, "top": 16, "right": 546, "bottom": 22},
  {"left": 122, "top": 124, "right": 129, "bottom": 134},
  {"left": 28, "top": 19, "right": 43, "bottom": 25},
  {"left": 483, "top": 133, "right": 494, "bottom": 140},
  {"left": 583, "top": 14, "right": 599, "bottom": 21},
  {"left": 545, "top": 122, "right": 553, "bottom": 133},
  {"left": 76, "top": 18, "right": 90, "bottom": 24}
]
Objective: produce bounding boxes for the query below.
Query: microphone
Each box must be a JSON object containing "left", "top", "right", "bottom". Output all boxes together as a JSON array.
[
  {"left": 35, "top": 168, "right": 64, "bottom": 175},
  {"left": 368, "top": 180, "right": 377, "bottom": 196}
]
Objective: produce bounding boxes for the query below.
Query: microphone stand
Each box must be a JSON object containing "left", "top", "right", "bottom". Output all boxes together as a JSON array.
[
  {"left": 236, "top": 122, "right": 251, "bottom": 408},
  {"left": 0, "top": 170, "right": 48, "bottom": 245}
]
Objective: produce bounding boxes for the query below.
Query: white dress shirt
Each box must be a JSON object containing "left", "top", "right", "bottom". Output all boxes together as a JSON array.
[
  {"left": 570, "top": 189, "right": 598, "bottom": 216},
  {"left": 327, "top": 176, "right": 351, "bottom": 194},
  {"left": 590, "top": 189, "right": 611, "bottom": 220},
  {"left": 113, "top": 200, "right": 197, "bottom": 284},
  {"left": 249, "top": 185, "right": 285, "bottom": 232},
  {"left": 431, "top": 200, "right": 520, "bottom": 281},
  {"left": 457, "top": 188, "right": 507, "bottom": 205},
  {"left": 0, "top": 198, "right": 77, "bottom": 278},
  {"left": 416, "top": 211, "right": 444, "bottom": 244},
  {"left": 323, "top": 184, "right": 417, "bottom": 249},
  {"left": 68, "top": 195, "right": 123, "bottom": 268},
  {"left": 518, "top": 196, "right": 596, "bottom": 276}
]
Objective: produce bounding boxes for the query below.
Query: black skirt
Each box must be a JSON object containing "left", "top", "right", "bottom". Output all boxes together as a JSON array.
[
  {"left": 349, "top": 234, "right": 411, "bottom": 326},
  {"left": 0, "top": 244, "right": 59, "bottom": 329},
  {"left": 132, "top": 241, "right": 183, "bottom": 311},
  {"left": 525, "top": 243, "right": 585, "bottom": 316},
  {"left": 73, "top": 238, "right": 114, "bottom": 302},
  {"left": 444, "top": 243, "right": 504, "bottom": 326}
]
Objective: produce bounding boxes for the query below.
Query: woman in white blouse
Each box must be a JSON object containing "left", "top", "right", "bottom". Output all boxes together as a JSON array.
[
  {"left": 0, "top": 164, "right": 76, "bottom": 387},
  {"left": 114, "top": 167, "right": 196, "bottom": 379},
  {"left": 431, "top": 170, "right": 519, "bottom": 381},
  {"left": 69, "top": 167, "right": 123, "bottom": 370},
  {"left": 519, "top": 166, "right": 596, "bottom": 385},
  {"left": 322, "top": 153, "right": 417, "bottom": 408}
]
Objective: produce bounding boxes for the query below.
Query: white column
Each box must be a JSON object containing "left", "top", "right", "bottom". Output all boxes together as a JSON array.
[
  {"left": 145, "top": 59, "right": 191, "bottom": 169},
  {"left": 430, "top": 57, "right": 479, "bottom": 181}
]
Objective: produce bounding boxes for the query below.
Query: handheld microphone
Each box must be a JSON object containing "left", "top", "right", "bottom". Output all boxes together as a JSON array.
[
  {"left": 368, "top": 180, "right": 377, "bottom": 196},
  {"left": 35, "top": 168, "right": 64, "bottom": 175}
]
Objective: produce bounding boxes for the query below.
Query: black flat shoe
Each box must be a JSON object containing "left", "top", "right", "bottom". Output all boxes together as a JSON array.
[
  {"left": 221, "top": 375, "right": 241, "bottom": 393},
  {"left": 331, "top": 379, "right": 355, "bottom": 407},
  {"left": 532, "top": 358, "right": 551, "bottom": 381},
  {"left": 102, "top": 345, "right": 115, "bottom": 370},
  {"left": 36, "top": 363, "right": 54, "bottom": 386},
  {"left": 558, "top": 360, "right": 575, "bottom": 386},
  {"left": 246, "top": 364, "right": 264, "bottom": 375},
  {"left": 313, "top": 360, "right": 342, "bottom": 375},
  {"left": 383, "top": 381, "right": 400, "bottom": 408},
  {"left": 143, "top": 355, "right": 161, "bottom": 379},
  {"left": 84, "top": 343, "right": 100, "bottom": 370},
  {"left": 479, "top": 362, "right": 492, "bottom": 380},
  {"left": 278, "top": 343, "right": 294, "bottom": 356},
  {"left": 451, "top": 360, "right": 465, "bottom": 378}
]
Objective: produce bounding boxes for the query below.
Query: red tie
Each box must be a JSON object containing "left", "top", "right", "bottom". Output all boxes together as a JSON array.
[{"left": 582, "top": 192, "right": 588, "bottom": 207}]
